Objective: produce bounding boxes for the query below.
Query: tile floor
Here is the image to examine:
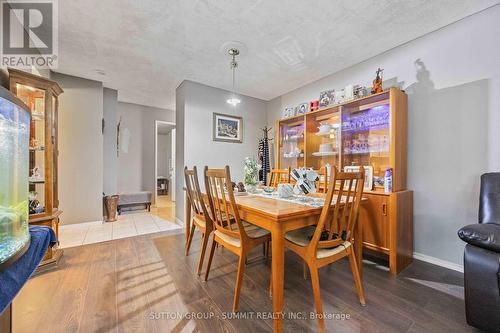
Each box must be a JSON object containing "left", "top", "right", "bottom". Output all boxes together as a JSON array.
[{"left": 58, "top": 212, "right": 182, "bottom": 248}]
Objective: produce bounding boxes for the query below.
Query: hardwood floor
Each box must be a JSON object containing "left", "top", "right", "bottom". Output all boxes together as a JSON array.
[{"left": 13, "top": 230, "right": 475, "bottom": 333}]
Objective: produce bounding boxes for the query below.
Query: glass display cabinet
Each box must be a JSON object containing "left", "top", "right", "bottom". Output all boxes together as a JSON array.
[
  {"left": 304, "top": 107, "right": 341, "bottom": 191},
  {"left": 8, "top": 68, "right": 64, "bottom": 266},
  {"left": 277, "top": 116, "right": 305, "bottom": 170},
  {"left": 276, "top": 88, "right": 413, "bottom": 275},
  {"left": 341, "top": 100, "right": 391, "bottom": 191}
]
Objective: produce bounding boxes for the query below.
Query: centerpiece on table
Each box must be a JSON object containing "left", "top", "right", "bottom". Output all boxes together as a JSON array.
[
  {"left": 243, "top": 156, "right": 261, "bottom": 192},
  {"left": 291, "top": 168, "right": 319, "bottom": 195}
]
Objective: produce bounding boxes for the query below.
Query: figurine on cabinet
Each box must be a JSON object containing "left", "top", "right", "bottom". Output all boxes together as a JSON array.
[
  {"left": 371, "top": 68, "right": 384, "bottom": 94},
  {"left": 309, "top": 100, "right": 319, "bottom": 112}
]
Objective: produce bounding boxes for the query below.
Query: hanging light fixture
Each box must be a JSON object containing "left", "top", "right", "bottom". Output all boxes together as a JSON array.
[{"left": 226, "top": 48, "right": 241, "bottom": 106}]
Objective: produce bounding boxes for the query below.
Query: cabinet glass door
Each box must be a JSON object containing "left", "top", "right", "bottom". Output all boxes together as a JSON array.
[
  {"left": 278, "top": 117, "right": 305, "bottom": 170},
  {"left": 305, "top": 108, "right": 340, "bottom": 176},
  {"left": 16, "top": 84, "right": 47, "bottom": 216},
  {"left": 341, "top": 102, "right": 390, "bottom": 190}
]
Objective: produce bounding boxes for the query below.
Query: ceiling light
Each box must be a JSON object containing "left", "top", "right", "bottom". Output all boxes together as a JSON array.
[{"left": 226, "top": 48, "right": 241, "bottom": 106}]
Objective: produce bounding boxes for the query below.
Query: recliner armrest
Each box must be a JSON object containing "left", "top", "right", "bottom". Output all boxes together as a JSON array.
[{"left": 458, "top": 223, "right": 500, "bottom": 253}]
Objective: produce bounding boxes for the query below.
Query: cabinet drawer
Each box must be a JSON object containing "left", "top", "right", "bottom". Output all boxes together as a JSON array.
[{"left": 359, "top": 193, "right": 389, "bottom": 253}]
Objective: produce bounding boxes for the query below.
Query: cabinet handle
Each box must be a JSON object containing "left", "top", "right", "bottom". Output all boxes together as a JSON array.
[{"left": 382, "top": 203, "right": 387, "bottom": 216}]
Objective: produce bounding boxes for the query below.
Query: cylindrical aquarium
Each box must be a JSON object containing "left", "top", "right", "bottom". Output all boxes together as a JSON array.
[{"left": 0, "top": 86, "right": 30, "bottom": 271}]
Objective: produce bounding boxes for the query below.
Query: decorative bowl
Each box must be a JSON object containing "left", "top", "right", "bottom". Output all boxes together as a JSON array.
[{"left": 263, "top": 186, "right": 275, "bottom": 194}]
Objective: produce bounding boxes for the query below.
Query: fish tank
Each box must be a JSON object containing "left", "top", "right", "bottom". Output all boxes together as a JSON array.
[{"left": 0, "top": 86, "right": 30, "bottom": 271}]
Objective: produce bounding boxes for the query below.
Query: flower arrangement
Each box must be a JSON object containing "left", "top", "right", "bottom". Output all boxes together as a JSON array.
[{"left": 243, "top": 156, "right": 260, "bottom": 187}]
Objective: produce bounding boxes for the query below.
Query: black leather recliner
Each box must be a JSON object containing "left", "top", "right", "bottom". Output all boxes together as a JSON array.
[{"left": 458, "top": 173, "right": 500, "bottom": 332}]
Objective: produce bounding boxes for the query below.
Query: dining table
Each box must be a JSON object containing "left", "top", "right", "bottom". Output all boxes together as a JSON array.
[{"left": 184, "top": 190, "right": 364, "bottom": 333}]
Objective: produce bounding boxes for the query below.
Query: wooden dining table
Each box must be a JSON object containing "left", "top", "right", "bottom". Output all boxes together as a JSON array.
[{"left": 184, "top": 191, "right": 364, "bottom": 333}]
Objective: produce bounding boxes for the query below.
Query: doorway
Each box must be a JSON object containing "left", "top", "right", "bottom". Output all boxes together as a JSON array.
[{"left": 154, "top": 121, "right": 176, "bottom": 221}]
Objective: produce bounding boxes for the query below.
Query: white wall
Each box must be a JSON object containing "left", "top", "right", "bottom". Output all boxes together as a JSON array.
[
  {"left": 266, "top": 6, "right": 500, "bottom": 266},
  {"left": 52, "top": 72, "right": 104, "bottom": 225},
  {"left": 103, "top": 88, "right": 118, "bottom": 195},
  {"left": 117, "top": 102, "right": 175, "bottom": 198},
  {"left": 175, "top": 80, "right": 268, "bottom": 221}
]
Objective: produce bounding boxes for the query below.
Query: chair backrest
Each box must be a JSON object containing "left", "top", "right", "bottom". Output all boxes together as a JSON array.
[
  {"left": 316, "top": 166, "right": 328, "bottom": 193},
  {"left": 204, "top": 166, "right": 247, "bottom": 240},
  {"left": 308, "top": 166, "right": 365, "bottom": 252},
  {"left": 479, "top": 173, "right": 500, "bottom": 224},
  {"left": 184, "top": 166, "right": 211, "bottom": 228},
  {"left": 268, "top": 167, "right": 291, "bottom": 187}
]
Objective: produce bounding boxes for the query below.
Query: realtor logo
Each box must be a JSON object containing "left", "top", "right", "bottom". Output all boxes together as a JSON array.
[{"left": 1, "top": 0, "right": 58, "bottom": 68}]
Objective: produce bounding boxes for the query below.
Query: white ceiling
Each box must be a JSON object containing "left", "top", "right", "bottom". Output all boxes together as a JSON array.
[{"left": 56, "top": 0, "right": 499, "bottom": 110}]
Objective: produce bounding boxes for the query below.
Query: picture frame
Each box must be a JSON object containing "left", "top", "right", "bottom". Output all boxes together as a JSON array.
[
  {"left": 319, "top": 89, "right": 335, "bottom": 108},
  {"left": 283, "top": 107, "right": 294, "bottom": 118},
  {"left": 295, "top": 102, "right": 308, "bottom": 115},
  {"left": 213, "top": 112, "right": 243, "bottom": 143},
  {"left": 343, "top": 165, "right": 373, "bottom": 191}
]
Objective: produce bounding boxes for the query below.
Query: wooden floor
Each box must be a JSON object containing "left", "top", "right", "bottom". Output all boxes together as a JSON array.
[{"left": 13, "top": 230, "right": 476, "bottom": 333}]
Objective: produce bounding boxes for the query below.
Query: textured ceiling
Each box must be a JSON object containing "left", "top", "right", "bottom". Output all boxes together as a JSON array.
[{"left": 55, "top": 0, "right": 499, "bottom": 110}]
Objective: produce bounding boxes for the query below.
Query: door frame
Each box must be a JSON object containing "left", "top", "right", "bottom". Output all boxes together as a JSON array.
[{"left": 154, "top": 120, "right": 176, "bottom": 206}]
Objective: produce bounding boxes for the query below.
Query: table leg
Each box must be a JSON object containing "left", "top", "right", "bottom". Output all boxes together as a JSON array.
[
  {"left": 271, "top": 225, "right": 285, "bottom": 333},
  {"left": 355, "top": 218, "right": 363, "bottom": 278},
  {"left": 185, "top": 191, "right": 191, "bottom": 252}
]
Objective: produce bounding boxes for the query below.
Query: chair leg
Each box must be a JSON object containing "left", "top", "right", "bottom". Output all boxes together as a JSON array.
[
  {"left": 197, "top": 231, "right": 210, "bottom": 275},
  {"left": 233, "top": 253, "right": 246, "bottom": 312},
  {"left": 348, "top": 250, "right": 366, "bottom": 306},
  {"left": 204, "top": 239, "right": 217, "bottom": 281},
  {"left": 185, "top": 222, "right": 196, "bottom": 256},
  {"left": 309, "top": 262, "right": 325, "bottom": 333},
  {"left": 303, "top": 261, "right": 308, "bottom": 280}
]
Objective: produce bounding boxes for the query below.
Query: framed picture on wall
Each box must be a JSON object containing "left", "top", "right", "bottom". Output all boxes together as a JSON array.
[{"left": 213, "top": 113, "right": 243, "bottom": 143}]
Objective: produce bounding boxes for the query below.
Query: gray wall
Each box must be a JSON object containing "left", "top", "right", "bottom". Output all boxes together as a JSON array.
[
  {"left": 103, "top": 88, "right": 118, "bottom": 195},
  {"left": 52, "top": 72, "right": 104, "bottom": 225},
  {"left": 266, "top": 6, "right": 500, "bottom": 266},
  {"left": 117, "top": 102, "right": 175, "bottom": 198},
  {"left": 157, "top": 133, "right": 171, "bottom": 178},
  {"left": 175, "top": 80, "right": 267, "bottom": 222}
]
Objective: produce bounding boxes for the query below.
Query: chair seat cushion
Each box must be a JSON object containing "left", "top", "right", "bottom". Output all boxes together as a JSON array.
[
  {"left": 458, "top": 223, "right": 500, "bottom": 253},
  {"left": 193, "top": 216, "right": 206, "bottom": 228},
  {"left": 285, "top": 226, "right": 351, "bottom": 259},
  {"left": 214, "top": 221, "right": 270, "bottom": 248}
]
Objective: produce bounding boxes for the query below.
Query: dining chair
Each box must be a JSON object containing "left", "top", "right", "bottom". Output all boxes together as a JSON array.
[
  {"left": 268, "top": 167, "right": 291, "bottom": 187},
  {"left": 204, "top": 166, "right": 272, "bottom": 312},
  {"left": 184, "top": 166, "right": 213, "bottom": 276},
  {"left": 283, "top": 166, "right": 366, "bottom": 332},
  {"left": 315, "top": 166, "right": 329, "bottom": 193}
]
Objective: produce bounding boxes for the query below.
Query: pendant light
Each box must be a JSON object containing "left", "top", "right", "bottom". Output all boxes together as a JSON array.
[{"left": 226, "top": 48, "right": 241, "bottom": 106}]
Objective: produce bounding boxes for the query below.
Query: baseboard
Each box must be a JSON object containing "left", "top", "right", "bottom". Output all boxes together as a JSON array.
[
  {"left": 175, "top": 218, "right": 184, "bottom": 228},
  {"left": 413, "top": 252, "right": 463, "bottom": 273}
]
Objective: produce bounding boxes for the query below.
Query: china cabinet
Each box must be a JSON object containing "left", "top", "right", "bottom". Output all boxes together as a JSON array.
[
  {"left": 8, "top": 68, "right": 64, "bottom": 267},
  {"left": 276, "top": 88, "right": 413, "bottom": 274}
]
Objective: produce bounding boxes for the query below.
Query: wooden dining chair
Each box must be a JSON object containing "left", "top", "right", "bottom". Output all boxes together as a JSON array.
[
  {"left": 268, "top": 167, "right": 291, "bottom": 187},
  {"left": 204, "top": 166, "right": 271, "bottom": 312},
  {"left": 184, "top": 166, "right": 213, "bottom": 276},
  {"left": 315, "top": 166, "right": 329, "bottom": 193},
  {"left": 283, "top": 166, "right": 366, "bottom": 332}
]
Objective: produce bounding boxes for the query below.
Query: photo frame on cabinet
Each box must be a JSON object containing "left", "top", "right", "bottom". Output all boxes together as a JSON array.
[
  {"left": 213, "top": 112, "right": 243, "bottom": 143},
  {"left": 283, "top": 107, "right": 294, "bottom": 118},
  {"left": 319, "top": 89, "right": 335, "bottom": 108},
  {"left": 296, "top": 102, "right": 308, "bottom": 115},
  {"left": 343, "top": 165, "right": 373, "bottom": 191}
]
